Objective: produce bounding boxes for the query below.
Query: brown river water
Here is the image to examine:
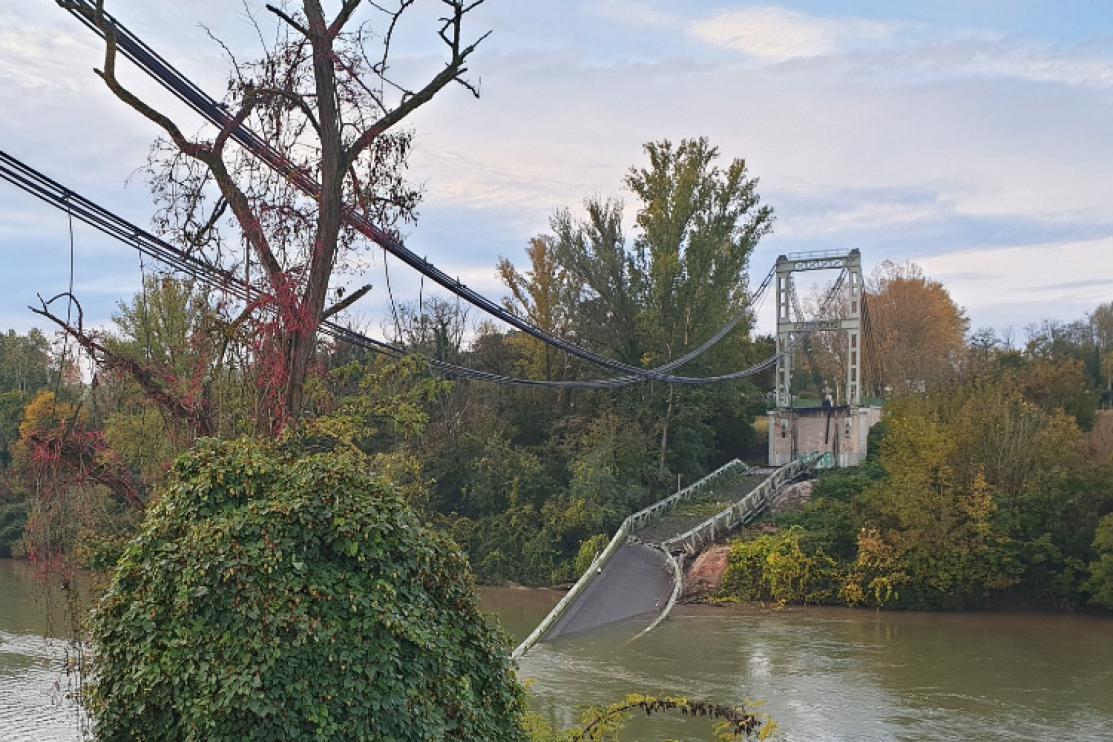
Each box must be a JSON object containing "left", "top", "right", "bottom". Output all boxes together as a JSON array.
[{"left": 3, "top": 559, "right": 1112, "bottom": 740}]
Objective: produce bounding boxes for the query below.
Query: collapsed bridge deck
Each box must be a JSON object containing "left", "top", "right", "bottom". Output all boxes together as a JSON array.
[{"left": 513, "top": 456, "right": 822, "bottom": 659}]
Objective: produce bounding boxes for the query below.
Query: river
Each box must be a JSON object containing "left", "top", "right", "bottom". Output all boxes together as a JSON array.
[{"left": 3, "top": 559, "right": 1112, "bottom": 740}]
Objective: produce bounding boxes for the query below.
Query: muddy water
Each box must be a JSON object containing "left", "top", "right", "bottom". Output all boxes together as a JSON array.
[
  {"left": 3, "top": 563, "right": 1111, "bottom": 741},
  {"left": 487, "top": 587, "right": 1113, "bottom": 741},
  {"left": 0, "top": 559, "right": 87, "bottom": 741}
]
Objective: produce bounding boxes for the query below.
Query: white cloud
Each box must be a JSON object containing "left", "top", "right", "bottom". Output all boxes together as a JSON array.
[
  {"left": 955, "top": 41, "right": 1113, "bottom": 88},
  {"left": 776, "top": 201, "right": 946, "bottom": 239},
  {"left": 0, "top": 26, "right": 99, "bottom": 93},
  {"left": 915, "top": 238, "right": 1113, "bottom": 327},
  {"left": 689, "top": 6, "right": 895, "bottom": 61}
]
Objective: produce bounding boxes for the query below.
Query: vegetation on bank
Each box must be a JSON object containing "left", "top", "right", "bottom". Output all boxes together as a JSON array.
[{"left": 719, "top": 358, "right": 1113, "bottom": 612}]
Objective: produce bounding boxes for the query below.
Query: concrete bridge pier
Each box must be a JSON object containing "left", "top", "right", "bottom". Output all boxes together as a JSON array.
[{"left": 768, "top": 405, "right": 882, "bottom": 467}]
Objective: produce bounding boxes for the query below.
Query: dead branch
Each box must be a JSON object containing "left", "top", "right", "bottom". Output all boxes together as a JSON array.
[
  {"left": 341, "top": 0, "right": 489, "bottom": 172},
  {"left": 322, "top": 283, "right": 372, "bottom": 319},
  {"left": 30, "top": 295, "right": 213, "bottom": 437},
  {"left": 328, "top": 0, "right": 364, "bottom": 38},
  {"left": 265, "top": 3, "right": 310, "bottom": 37}
]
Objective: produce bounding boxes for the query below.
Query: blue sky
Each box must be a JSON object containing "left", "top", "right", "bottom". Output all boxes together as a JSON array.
[{"left": 1, "top": 0, "right": 1111, "bottom": 341}]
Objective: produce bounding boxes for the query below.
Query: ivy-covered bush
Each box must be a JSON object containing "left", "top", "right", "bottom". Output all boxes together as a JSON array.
[{"left": 87, "top": 438, "right": 525, "bottom": 740}]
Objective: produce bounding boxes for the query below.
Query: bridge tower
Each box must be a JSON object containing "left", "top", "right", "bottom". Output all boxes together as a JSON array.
[{"left": 768, "top": 249, "right": 881, "bottom": 467}]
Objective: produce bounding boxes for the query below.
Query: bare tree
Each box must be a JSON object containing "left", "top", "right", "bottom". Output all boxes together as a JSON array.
[
  {"left": 54, "top": 0, "right": 490, "bottom": 428},
  {"left": 385, "top": 297, "right": 468, "bottom": 362}
]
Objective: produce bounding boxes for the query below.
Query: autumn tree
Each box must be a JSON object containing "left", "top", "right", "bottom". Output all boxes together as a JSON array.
[
  {"left": 54, "top": 0, "right": 490, "bottom": 428},
  {"left": 846, "top": 396, "right": 1021, "bottom": 608},
  {"left": 498, "top": 236, "right": 569, "bottom": 380},
  {"left": 865, "top": 260, "right": 969, "bottom": 393}
]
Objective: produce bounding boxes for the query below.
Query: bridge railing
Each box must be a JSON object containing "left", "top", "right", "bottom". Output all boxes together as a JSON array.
[
  {"left": 511, "top": 514, "right": 631, "bottom": 661},
  {"left": 661, "top": 453, "right": 824, "bottom": 554},
  {"left": 511, "top": 458, "right": 752, "bottom": 661},
  {"left": 626, "top": 459, "right": 752, "bottom": 534}
]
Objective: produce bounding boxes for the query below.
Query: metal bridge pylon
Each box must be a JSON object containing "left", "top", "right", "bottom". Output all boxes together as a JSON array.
[{"left": 774, "top": 249, "right": 864, "bottom": 408}]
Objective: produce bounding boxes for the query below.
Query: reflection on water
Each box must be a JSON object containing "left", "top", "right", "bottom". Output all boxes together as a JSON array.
[{"left": 3, "top": 564, "right": 1112, "bottom": 741}]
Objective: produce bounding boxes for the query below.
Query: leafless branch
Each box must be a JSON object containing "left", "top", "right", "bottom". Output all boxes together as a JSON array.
[
  {"left": 265, "top": 3, "right": 309, "bottom": 37},
  {"left": 322, "top": 283, "right": 373, "bottom": 319},
  {"left": 370, "top": 0, "right": 414, "bottom": 76},
  {"left": 201, "top": 23, "right": 246, "bottom": 87},
  {"left": 240, "top": 0, "right": 271, "bottom": 56},
  {"left": 329, "top": 0, "right": 364, "bottom": 38},
  {"left": 341, "top": 0, "right": 489, "bottom": 172},
  {"left": 187, "top": 195, "right": 228, "bottom": 248}
]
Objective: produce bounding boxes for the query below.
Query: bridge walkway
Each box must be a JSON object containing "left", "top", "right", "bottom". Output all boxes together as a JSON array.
[
  {"left": 512, "top": 457, "right": 821, "bottom": 660},
  {"left": 632, "top": 474, "right": 767, "bottom": 545}
]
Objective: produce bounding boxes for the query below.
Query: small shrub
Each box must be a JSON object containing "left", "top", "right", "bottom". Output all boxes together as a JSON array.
[
  {"left": 720, "top": 528, "right": 839, "bottom": 606},
  {"left": 573, "top": 533, "right": 609, "bottom": 576}
]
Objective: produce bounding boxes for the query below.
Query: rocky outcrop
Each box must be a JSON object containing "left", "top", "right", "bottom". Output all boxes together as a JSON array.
[
  {"left": 682, "top": 545, "right": 731, "bottom": 601},
  {"left": 768, "top": 479, "right": 813, "bottom": 515}
]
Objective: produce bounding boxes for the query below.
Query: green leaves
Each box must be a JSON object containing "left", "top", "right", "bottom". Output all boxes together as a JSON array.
[{"left": 87, "top": 438, "right": 526, "bottom": 741}]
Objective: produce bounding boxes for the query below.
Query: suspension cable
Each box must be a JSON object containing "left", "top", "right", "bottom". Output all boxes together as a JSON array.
[
  {"left": 57, "top": 0, "right": 767, "bottom": 383},
  {"left": 1, "top": 150, "right": 834, "bottom": 388}
]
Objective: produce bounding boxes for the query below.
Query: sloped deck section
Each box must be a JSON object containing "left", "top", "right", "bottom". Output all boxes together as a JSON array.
[
  {"left": 544, "top": 543, "right": 673, "bottom": 639},
  {"left": 512, "top": 458, "right": 803, "bottom": 660}
]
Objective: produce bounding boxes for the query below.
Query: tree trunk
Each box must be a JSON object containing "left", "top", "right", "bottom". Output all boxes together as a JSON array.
[
  {"left": 658, "top": 384, "right": 674, "bottom": 478},
  {"left": 283, "top": 0, "right": 346, "bottom": 422}
]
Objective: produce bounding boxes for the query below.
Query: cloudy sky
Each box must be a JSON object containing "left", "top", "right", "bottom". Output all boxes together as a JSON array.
[{"left": 1, "top": 0, "right": 1111, "bottom": 341}]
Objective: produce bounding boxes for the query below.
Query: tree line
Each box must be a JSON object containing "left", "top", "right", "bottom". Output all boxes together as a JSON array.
[{"left": 720, "top": 325, "right": 1113, "bottom": 611}]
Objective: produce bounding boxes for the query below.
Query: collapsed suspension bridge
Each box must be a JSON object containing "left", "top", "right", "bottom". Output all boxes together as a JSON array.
[
  {"left": 513, "top": 454, "right": 827, "bottom": 658},
  {"left": 3, "top": 2, "right": 884, "bottom": 652}
]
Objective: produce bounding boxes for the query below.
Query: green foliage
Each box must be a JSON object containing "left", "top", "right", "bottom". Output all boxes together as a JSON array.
[
  {"left": 721, "top": 358, "right": 1113, "bottom": 612},
  {"left": 774, "top": 462, "right": 883, "bottom": 560},
  {"left": 109, "top": 277, "right": 214, "bottom": 377},
  {"left": 720, "top": 528, "right": 839, "bottom": 606},
  {"left": 849, "top": 398, "right": 1021, "bottom": 609},
  {"left": 103, "top": 407, "right": 180, "bottom": 484},
  {"left": 754, "top": 365, "right": 1113, "bottom": 612},
  {"left": 1086, "top": 515, "right": 1113, "bottom": 609},
  {"left": 87, "top": 438, "right": 525, "bottom": 741},
  {"left": 523, "top": 693, "right": 768, "bottom": 741},
  {"left": 0, "top": 329, "right": 51, "bottom": 396},
  {"left": 573, "top": 534, "right": 609, "bottom": 576},
  {"left": 0, "top": 500, "right": 28, "bottom": 557}
]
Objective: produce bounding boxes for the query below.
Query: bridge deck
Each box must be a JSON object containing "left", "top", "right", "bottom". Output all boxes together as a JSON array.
[
  {"left": 545, "top": 543, "right": 672, "bottom": 641},
  {"left": 513, "top": 459, "right": 815, "bottom": 659},
  {"left": 633, "top": 475, "right": 767, "bottom": 545}
]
